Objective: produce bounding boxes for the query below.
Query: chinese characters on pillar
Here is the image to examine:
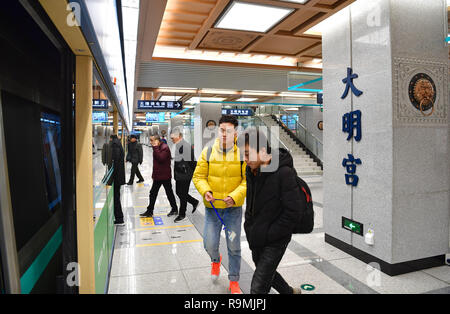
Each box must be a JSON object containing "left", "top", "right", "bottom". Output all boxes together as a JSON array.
[
  {"left": 341, "top": 67, "right": 363, "bottom": 99},
  {"left": 341, "top": 67, "right": 363, "bottom": 187},
  {"left": 342, "top": 154, "right": 362, "bottom": 186}
]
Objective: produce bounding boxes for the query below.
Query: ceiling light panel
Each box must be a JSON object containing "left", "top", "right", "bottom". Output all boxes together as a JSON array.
[
  {"left": 236, "top": 97, "right": 258, "bottom": 102},
  {"left": 280, "top": 0, "right": 309, "bottom": 4},
  {"left": 187, "top": 97, "right": 227, "bottom": 104},
  {"left": 215, "top": 1, "right": 294, "bottom": 33},
  {"left": 159, "top": 95, "right": 182, "bottom": 101}
]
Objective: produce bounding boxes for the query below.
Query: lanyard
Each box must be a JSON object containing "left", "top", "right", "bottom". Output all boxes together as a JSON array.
[
  {"left": 209, "top": 201, "right": 237, "bottom": 241},
  {"left": 209, "top": 200, "right": 228, "bottom": 231}
]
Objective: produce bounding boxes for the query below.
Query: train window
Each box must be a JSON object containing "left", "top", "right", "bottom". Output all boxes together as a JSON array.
[{"left": 40, "top": 112, "right": 62, "bottom": 212}]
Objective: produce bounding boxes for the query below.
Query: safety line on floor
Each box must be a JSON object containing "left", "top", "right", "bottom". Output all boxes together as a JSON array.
[
  {"left": 136, "top": 239, "right": 202, "bottom": 248},
  {"left": 135, "top": 224, "right": 194, "bottom": 232}
]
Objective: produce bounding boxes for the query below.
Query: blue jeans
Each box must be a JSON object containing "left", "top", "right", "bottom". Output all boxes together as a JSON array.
[{"left": 203, "top": 206, "right": 242, "bottom": 282}]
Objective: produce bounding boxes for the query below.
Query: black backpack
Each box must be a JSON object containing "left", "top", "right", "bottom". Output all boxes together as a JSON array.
[
  {"left": 279, "top": 166, "right": 314, "bottom": 234},
  {"left": 102, "top": 142, "right": 112, "bottom": 166},
  {"left": 293, "top": 175, "right": 314, "bottom": 234}
]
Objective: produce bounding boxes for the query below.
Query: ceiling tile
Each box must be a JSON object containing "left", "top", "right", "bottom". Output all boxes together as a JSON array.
[{"left": 198, "top": 30, "right": 259, "bottom": 51}]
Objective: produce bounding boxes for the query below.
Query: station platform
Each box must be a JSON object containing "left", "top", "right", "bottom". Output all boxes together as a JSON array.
[{"left": 103, "top": 146, "right": 450, "bottom": 294}]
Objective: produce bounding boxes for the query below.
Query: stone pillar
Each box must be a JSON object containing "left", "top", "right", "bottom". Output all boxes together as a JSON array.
[
  {"left": 194, "top": 102, "right": 222, "bottom": 157},
  {"left": 323, "top": 0, "right": 449, "bottom": 275}
]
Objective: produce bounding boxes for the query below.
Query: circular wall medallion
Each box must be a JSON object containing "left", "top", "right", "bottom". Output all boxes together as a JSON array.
[
  {"left": 408, "top": 73, "right": 436, "bottom": 116},
  {"left": 317, "top": 121, "right": 323, "bottom": 131}
]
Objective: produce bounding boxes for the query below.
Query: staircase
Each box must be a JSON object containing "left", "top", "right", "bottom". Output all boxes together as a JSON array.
[{"left": 259, "top": 115, "right": 323, "bottom": 176}]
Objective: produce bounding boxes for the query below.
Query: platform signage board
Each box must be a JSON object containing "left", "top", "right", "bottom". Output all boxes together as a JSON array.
[
  {"left": 222, "top": 109, "right": 253, "bottom": 116},
  {"left": 138, "top": 100, "right": 183, "bottom": 111},
  {"left": 93, "top": 99, "right": 109, "bottom": 109}
]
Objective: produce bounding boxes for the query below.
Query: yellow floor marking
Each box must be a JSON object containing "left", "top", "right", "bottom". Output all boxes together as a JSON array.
[
  {"left": 136, "top": 239, "right": 202, "bottom": 248},
  {"left": 135, "top": 224, "right": 194, "bottom": 232},
  {"left": 140, "top": 217, "right": 155, "bottom": 227},
  {"left": 134, "top": 213, "right": 167, "bottom": 217}
]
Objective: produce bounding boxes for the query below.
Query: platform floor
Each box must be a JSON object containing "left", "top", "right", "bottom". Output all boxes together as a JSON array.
[{"left": 103, "top": 145, "right": 450, "bottom": 294}]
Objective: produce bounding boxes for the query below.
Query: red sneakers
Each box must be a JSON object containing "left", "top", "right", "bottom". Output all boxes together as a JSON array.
[
  {"left": 211, "top": 254, "right": 222, "bottom": 282},
  {"left": 229, "top": 281, "right": 242, "bottom": 294}
]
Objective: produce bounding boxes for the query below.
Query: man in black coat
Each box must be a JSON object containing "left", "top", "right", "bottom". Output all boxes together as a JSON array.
[
  {"left": 241, "top": 128, "right": 305, "bottom": 294},
  {"left": 170, "top": 128, "right": 199, "bottom": 222},
  {"left": 126, "top": 135, "right": 144, "bottom": 185},
  {"left": 109, "top": 134, "right": 126, "bottom": 225}
]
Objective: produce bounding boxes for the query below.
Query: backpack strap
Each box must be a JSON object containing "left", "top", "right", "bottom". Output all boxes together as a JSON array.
[{"left": 206, "top": 146, "right": 213, "bottom": 163}]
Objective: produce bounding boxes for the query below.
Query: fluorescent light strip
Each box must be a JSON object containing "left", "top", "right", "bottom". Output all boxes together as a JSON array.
[
  {"left": 280, "top": 0, "right": 309, "bottom": 4},
  {"left": 200, "top": 89, "right": 238, "bottom": 95},
  {"left": 215, "top": 1, "right": 294, "bottom": 33},
  {"left": 200, "top": 101, "right": 322, "bottom": 107},
  {"left": 153, "top": 45, "right": 298, "bottom": 67},
  {"left": 159, "top": 95, "right": 182, "bottom": 101},
  {"left": 236, "top": 97, "right": 258, "bottom": 102},
  {"left": 187, "top": 97, "right": 227, "bottom": 104}
]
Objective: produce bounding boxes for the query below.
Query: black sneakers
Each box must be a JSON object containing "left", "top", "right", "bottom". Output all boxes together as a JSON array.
[
  {"left": 192, "top": 200, "right": 199, "bottom": 214},
  {"left": 174, "top": 215, "right": 185, "bottom": 223},
  {"left": 140, "top": 207, "right": 153, "bottom": 217},
  {"left": 167, "top": 209, "right": 178, "bottom": 217},
  {"left": 137, "top": 179, "right": 144, "bottom": 183}
]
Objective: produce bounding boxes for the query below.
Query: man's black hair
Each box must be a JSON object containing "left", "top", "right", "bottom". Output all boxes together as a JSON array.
[
  {"left": 242, "top": 127, "right": 271, "bottom": 154},
  {"left": 219, "top": 115, "right": 238, "bottom": 128},
  {"left": 110, "top": 134, "right": 118, "bottom": 140}
]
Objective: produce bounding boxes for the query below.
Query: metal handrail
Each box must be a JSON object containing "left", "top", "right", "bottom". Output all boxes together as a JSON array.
[
  {"left": 274, "top": 108, "right": 323, "bottom": 162},
  {"left": 278, "top": 108, "right": 323, "bottom": 145},
  {"left": 252, "top": 115, "right": 292, "bottom": 153}
]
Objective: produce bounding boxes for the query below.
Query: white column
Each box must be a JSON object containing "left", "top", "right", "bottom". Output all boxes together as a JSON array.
[{"left": 323, "top": 0, "right": 449, "bottom": 273}]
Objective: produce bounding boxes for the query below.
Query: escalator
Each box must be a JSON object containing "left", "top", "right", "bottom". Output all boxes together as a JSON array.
[
  {"left": 247, "top": 114, "right": 323, "bottom": 176},
  {"left": 270, "top": 114, "right": 323, "bottom": 170}
]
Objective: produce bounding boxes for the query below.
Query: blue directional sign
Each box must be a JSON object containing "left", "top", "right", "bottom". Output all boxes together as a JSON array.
[
  {"left": 317, "top": 93, "right": 323, "bottom": 104},
  {"left": 134, "top": 122, "right": 152, "bottom": 126},
  {"left": 92, "top": 111, "right": 108, "bottom": 123},
  {"left": 146, "top": 112, "right": 166, "bottom": 123},
  {"left": 138, "top": 100, "right": 183, "bottom": 111},
  {"left": 93, "top": 99, "right": 109, "bottom": 109},
  {"left": 222, "top": 109, "right": 253, "bottom": 116}
]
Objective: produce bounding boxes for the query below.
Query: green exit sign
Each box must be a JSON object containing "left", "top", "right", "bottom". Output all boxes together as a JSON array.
[{"left": 342, "top": 217, "right": 364, "bottom": 236}]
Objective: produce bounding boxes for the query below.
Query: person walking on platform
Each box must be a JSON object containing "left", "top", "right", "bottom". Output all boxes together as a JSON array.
[
  {"left": 109, "top": 134, "right": 126, "bottom": 226},
  {"left": 193, "top": 115, "right": 246, "bottom": 294},
  {"left": 140, "top": 134, "right": 178, "bottom": 218},
  {"left": 241, "top": 128, "right": 304, "bottom": 294},
  {"left": 126, "top": 134, "right": 144, "bottom": 185},
  {"left": 170, "top": 128, "right": 199, "bottom": 223}
]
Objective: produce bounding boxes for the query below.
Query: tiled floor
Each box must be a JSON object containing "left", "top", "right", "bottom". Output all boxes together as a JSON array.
[{"left": 106, "top": 145, "right": 450, "bottom": 294}]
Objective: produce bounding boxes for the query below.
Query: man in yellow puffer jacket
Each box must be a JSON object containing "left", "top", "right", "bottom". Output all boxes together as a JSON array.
[{"left": 193, "top": 115, "right": 246, "bottom": 294}]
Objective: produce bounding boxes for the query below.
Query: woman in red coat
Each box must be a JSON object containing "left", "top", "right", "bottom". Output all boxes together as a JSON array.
[{"left": 140, "top": 134, "right": 178, "bottom": 217}]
